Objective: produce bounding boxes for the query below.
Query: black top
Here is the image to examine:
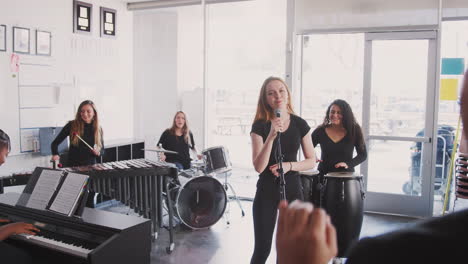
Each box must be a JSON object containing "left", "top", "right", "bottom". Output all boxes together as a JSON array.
[
  {"left": 250, "top": 114, "right": 311, "bottom": 177},
  {"left": 157, "top": 130, "right": 195, "bottom": 170},
  {"left": 312, "top": 126, "right": 367, "bottom": 175},
  {"left": 346, "top": 208, "right": 468, "bottom": 263},
  {"left": 51, "top": 121, "right": 104, "bottom": 167}
]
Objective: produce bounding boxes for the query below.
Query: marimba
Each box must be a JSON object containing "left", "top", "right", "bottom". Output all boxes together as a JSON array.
[{"left": 63, "top": 159, "right": 178, "bottom": 252}]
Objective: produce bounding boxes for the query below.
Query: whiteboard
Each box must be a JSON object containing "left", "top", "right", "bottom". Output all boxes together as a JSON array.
[
  {"left": 19, "top": 64, "right": 54, "bottom": 86},
  {"left": 0, "top": 52, "right": 21, "bottom": 155},
  {"left": 14, "top": 62, "right": 75, "bottom": 154},
  {"left": 20, "top": 86, "right": 58, "bottom": 107},
  {"left": 20, "top": 108, "right": 57, "bottom": 128}
]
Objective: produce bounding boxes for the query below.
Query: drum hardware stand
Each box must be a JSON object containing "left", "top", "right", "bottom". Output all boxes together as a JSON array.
[
  {"left": 219, "top": 170, "right": 245, "bottom": 225},
  {"left": 158, "top": 180, "right": 176, "bottom": 254},
  {"left": 276, "top": 131, "right": 286, "bottom": 201}
]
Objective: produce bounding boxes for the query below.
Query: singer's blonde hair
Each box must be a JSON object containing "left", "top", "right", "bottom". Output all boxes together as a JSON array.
[
  {"left": 70, "top": 100, "right": 103, "bottom": 151},
  {"left": 253, "top": 76, "right": 294, "bottom": 122}
]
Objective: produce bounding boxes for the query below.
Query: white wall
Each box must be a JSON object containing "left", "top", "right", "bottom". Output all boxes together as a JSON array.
[
  {"left": 0, "top": 0, "right": 133, "bottom": 175},
  {"left": 133, "top": 10, "right": 178, "bottom": 158}
]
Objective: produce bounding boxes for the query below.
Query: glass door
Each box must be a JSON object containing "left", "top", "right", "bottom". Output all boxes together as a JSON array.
[
  {"left": 362, "top": 31, "right": 438, "bottom": 217},
  {"left": 300, "top": 33, "right": 364, "bottom": 170}
]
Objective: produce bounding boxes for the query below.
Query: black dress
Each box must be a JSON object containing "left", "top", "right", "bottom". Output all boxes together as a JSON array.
[
  {"left": 312, "top": 126, "right": 367, "bottom": 175},
  {"left": 250, "top": 114, "right": 310, "bottom": 264},
  {"left": 157, "top": 130, "right": 195, "bottom": 170},
  {"left": 51, "top": 121, "right": 104, "bottom": 167}
]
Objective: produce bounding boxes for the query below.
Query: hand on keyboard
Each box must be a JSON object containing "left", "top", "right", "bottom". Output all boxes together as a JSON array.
[{"left": 5, "top": 222, "right": 40, "bottom": 236}]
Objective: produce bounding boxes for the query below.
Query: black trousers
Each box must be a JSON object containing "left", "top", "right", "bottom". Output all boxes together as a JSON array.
[
  {"left": 0, "top": 241, "right": 32, "bottom": 264},
  {"left": 250, "top": 172, "right": 303, "bottom": 264}
]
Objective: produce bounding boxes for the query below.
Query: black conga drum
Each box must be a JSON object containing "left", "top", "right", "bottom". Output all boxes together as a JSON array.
[
  {"left": 456, "top": 156, "right": 468, "bottom": 198},
  {"left": 322, "top": 172, "right": 365, "bottom": 257},
  {"left": 299, "top": 170, "right": 321, "bottom": 207}
]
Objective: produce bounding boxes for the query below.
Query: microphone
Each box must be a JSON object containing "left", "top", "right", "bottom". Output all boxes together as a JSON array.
[
  {"left": 275, "top": 109, "right": 281, "bottom": 118},
  {"left": 275, "top": 109, "right": 281, "bottom": 135}
]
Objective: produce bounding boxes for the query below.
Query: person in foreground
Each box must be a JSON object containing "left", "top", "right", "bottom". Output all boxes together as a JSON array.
[
  {"left": 0, "top": 129, "right": 40, "bottom": 264},
  {"left": 250, "top": 76, "right": 316, "bottom": 264},
  {"left": 276, "top": 69, "right": 468, "bottom": 264}
]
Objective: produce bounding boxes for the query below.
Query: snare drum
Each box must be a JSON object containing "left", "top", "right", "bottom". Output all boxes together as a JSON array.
[
  {"left": 299, "top": 170, "right": 321, "bottom": 207},
  {"left": 170, "top": 175, "right": 227, "bottom": 229},
  {"left": 202, "top": 146, "right": 231, "bottom": 174},
  {"left": 322, "top": 172, "right": 365, "bottom": 257}
]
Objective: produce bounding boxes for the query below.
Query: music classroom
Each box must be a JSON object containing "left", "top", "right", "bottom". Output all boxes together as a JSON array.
[{"left": 1, "top": 1, "right": 468, "bottom": 264}]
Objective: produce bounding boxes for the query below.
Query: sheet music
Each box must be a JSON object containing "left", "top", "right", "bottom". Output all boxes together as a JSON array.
[
  {"left": 49, "top": 172, "right": 88, "bottom": 216},
  {"left": 26, "top": 170, "right": 63, "bottom": 210}
]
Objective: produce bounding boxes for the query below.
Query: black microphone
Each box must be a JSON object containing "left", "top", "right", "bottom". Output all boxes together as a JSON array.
[
  {"left": 275, "top": 109, "right": 281, "bottom": 135},
  {"left": 275, "top": 109, "right": 281, "bottom": 118}
]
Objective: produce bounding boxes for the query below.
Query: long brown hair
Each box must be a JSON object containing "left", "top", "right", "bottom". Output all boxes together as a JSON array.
[
  {"left": 70, "top": 100, "right": 102, "bottom": 151},
  {"left": 169, "top": 111, "right": 191, "bottom": 145},
  {"left": 253, "top": 76, "right": 295, "bottom": 122}
]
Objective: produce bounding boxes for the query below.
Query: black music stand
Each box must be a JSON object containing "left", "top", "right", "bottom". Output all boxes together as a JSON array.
[{"left": 17, "top": 167, "right": 88, "bottom": 218}]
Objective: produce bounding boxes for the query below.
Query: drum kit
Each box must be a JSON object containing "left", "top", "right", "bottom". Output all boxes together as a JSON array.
[
  {"left": 300, "top": 170, "right": 365, "bottom": 258},
  {"left": 148, "top": 145, "right": 245, "bottom": 229}
]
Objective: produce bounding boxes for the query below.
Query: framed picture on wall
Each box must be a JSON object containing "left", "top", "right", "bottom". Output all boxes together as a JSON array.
[
  {"left": 13, "top": 26, "right": 30, "bottom": 54},
  {"left": 36, "top": 30, "right": 51, "bottom": 56},
  {"left": 73, "top": 0, "right": 92, "bottom": 35},
  {"left": 100, "top": 7, "right": 116, "bottom": 38},
  {"left": 0, "top": 25, "right": 6, "bottom": 52}
]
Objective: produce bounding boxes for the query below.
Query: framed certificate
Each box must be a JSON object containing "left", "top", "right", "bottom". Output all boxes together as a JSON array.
[
  {"left": 73, "top": 0, "right": 92, "bottom": 35},
  {"left": 13, "top": 26, "right": 30, "bottom": 54},
  {"left": 0, "top": 25, "right": 6, "bottom": 52},
  {"left": 100, "top": 7, "right": 116, "bottom": 38},
  {"left": 36, "top": 30, "right": 51, "bottom": 56}
]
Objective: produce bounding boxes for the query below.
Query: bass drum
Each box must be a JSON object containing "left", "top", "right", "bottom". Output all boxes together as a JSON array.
[{"left": 172, "top": 175, "right": 227, "bottom": 229}]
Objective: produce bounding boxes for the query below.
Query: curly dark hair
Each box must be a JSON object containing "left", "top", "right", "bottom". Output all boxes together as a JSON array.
[{"left": 320, "top": 99, "right": 364, "bottom": 146}]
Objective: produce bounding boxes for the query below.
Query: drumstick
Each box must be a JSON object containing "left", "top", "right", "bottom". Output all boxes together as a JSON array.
[{"left": 72, "top": 132, "right": 94, "bottom": 151}]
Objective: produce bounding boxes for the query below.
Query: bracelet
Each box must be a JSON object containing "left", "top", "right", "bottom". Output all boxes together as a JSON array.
[{"left": 289, "top": 162, "right": 293, "bottom": 171}]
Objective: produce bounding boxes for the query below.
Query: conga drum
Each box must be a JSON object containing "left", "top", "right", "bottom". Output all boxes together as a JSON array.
[
  {"left": 322, "top": 172, "right": 365, "bottom": 257},
  {"left": 299, "top": 170, "right": 321, "bottom": 207},
  {"left": 456, "top": 156, "right": 468, "bottom": 198}
]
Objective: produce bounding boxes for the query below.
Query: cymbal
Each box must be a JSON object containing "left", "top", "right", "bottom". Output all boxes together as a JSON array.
[{"left": 142, "top": 148, "right": 178, "bottom": 154}]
